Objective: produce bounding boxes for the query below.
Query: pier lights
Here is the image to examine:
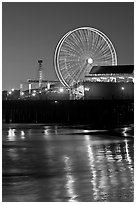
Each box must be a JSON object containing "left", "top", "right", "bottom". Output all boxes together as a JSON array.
[
  {"left": 121, "top": 87, "right": 125, "bottom": 99},
  {"left": 121, "top": 87, "right": 125, "bottom": 90},
  {"left": 84, "top": 87, "right": 90, "bottom": 91},
  {"left": 32, "top": 90, "right": 37, "bottom": 96},
  {"left": 20, "top": 92, "right": 24, "bottom": 96},
  {"left": 33, "top": 90, "right": 36, "bottom": 93},
  {"left": 8, "top": 88, "right": 15, "bottom": 97},
  {"left": 59, "top": 87, "right": 64, "bottom": 93},
  {"left": 32, "top": 93, "right": 36, "bottom": 97}
]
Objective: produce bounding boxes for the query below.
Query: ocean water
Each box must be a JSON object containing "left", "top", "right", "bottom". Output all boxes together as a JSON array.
[{"left": 2, "top": 124, "right": 134, "bottom": 202}]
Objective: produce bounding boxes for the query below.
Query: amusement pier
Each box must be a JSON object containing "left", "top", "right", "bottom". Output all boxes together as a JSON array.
[{"left": 2, "top": 27, "right": 134, "bottom": 125}]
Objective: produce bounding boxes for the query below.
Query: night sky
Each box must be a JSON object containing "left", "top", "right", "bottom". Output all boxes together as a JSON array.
[{"left": 2, "top": 2, "right": 134, "bottom": 91}]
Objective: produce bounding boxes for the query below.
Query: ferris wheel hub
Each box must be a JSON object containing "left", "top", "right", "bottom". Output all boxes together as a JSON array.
[{"left": 87, "top": 58, "right": 93, "bottom": 64}]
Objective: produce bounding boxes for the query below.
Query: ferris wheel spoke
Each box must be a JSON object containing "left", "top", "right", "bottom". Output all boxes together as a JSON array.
[
  {"left": 98, "top": 36, "right": 107, "bottom": 49},
  {"left": 61, "top": 45, "right": 80, "bottom": 57},
  {"left": 97, "top": 57, "right": 113, "bottom": 64},
  {"left": 69, "top": 68, "right": 81, "bottom": 83},
  {"left": 93, "top": 32, "right": 100, "bottom": 51},
  {"left": 70, "top": 33, "right": 84, "bottom": 53},
  {"left": 86, "top": 30, "right": 91, "bottom": 53},
  {"left": 63, "top": 63, "right": 79, "bottom": 78},
  {"left": 83, "top": 29, "right": 89, "bottom": 51},
  {"left": 96, "top": 38, "right": 106, "bottom": 53},
  {"left": 101, "top": 44, "right": 111, "bottom": 54},
  {"left": 91, "top": 31, "right": 96, "bottom": 53},
  {"left": 72, "top": 31, "right": 84, "bottom": 54},
  {"left": 95, "top": 36, "right": 106, "bottom": 54},
  {"left": 79, "top": 29, "right": 88, "bottom": 52},
  {"left": 91, "top": 32, "right": 99, "bottom": 54},
  {"left": 65, "top": 36, "right": 83, "bottom": 54},
  {"left": 62, "top": 42, "right": 78, "bottom": 56},
  {"left": 97, "top": 56, "right": 113, "bottom": 64},
  {"left": 68, "top": 67, "right": 81, "bottom": 83},
  {"left": 94, "top": 47, "right": 110, "bottom": 61},
  {"left": 92, "top": 32, "right": 101, "bottom": 54},
  {"left": 94, "top": 48, "right": 111, "bottom": 59},
  {"left": 67, "top": 65, "right": 81, "bottom": 79},
  {"left": 64, "top": 70, "right": 76, "bottom": 84},
  {"left": 75, "top": 61, "right": 88, "bottom": 81}
]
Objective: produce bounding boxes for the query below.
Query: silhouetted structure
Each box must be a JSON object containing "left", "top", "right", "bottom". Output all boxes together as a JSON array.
[{"left": 2, "top": 100, "right": 134, "bottom": 125}]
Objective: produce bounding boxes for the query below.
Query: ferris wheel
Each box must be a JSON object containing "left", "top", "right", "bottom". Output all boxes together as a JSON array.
[{"left": 54, "top": 27, "right": 117, "bottom": 88}]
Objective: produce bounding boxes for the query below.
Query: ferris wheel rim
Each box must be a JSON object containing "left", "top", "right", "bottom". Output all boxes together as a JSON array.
[
  {"left": 54, "top": 31, "right": 72, "bottom": 87},
  {"left": 54, "top": 27, "right": 117, "bottom": 88}
]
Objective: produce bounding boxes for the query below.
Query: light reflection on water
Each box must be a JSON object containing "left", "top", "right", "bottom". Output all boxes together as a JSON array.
[
  {"left": 85, "top": 135, "right": 99, "bottom": 201},
  {"left": 7, "top": 128, "right": 16, "bottom": 141},
  {"left": 2, "top": 124, "right": 134, "bottom": 202},
  {"left": 64, "top": 156, "right": 78, "bottom": 202}
]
